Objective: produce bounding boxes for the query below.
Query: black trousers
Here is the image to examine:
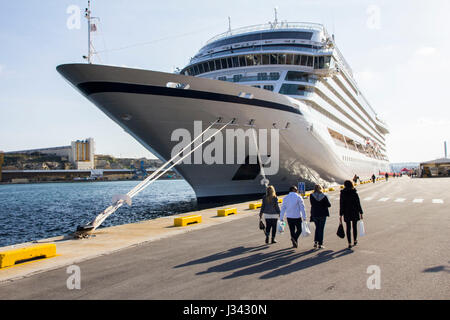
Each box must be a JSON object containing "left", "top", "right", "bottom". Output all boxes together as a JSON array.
[
  {"left": 265, "top": 218, "right": 278, "bottom": 239},
  {"left": 345, "top": 220, "right": 358, "bottom": 243},
  {"left": 287, "top": 218, "right": 302, "bottom": 242},
  {"left": 312, "top": 216, "right": 327, "bottom": 245}
]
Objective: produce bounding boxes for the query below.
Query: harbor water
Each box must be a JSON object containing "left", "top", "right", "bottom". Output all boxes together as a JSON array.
[{"left": 0, "top": 180, "right": 197, "bottom": 247}]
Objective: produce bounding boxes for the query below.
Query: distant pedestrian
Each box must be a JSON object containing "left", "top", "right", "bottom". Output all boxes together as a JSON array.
[
  {"left": 353, "top": 174, "right": 358, "bottom": 184},
  {"left": 339, "top": 180, "right": 364, "bottom": 249},
  {"left": 371, "top": 174, "right": 376, "bottom": 183},
  {"left": 385, "top": 172, "right": 389, "bottom": 181},
  {"left": 259, "top": 185, "right": 281, "bottom": 244},
  {"left": 310, "top": 184, "right": 331, "bottom": 249},
  {"left": 280, "top": 186, "right": 307, "bottom": 248}
]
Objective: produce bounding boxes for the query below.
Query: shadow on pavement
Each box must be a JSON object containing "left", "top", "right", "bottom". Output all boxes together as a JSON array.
[
  {"left": 423, "top": 264, "right": 450, "bottom": 274},
  {"left": 259, "top": 248, "right": 352, "bottom": 279},
  {"left": 174, "top": 245, "right": 268, "bottom": 268}
]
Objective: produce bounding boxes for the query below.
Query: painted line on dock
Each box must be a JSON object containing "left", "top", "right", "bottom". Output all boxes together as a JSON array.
[
  {"left": 432, "top": 199, "right": 444, "bottom": 204},
  {"left": 413, "top": 199, "right": 424, "bottom": 203}
]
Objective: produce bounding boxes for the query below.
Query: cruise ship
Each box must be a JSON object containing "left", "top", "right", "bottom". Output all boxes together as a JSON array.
[{"left": 57, "top": 20, "right": 390, "bottom": 202}]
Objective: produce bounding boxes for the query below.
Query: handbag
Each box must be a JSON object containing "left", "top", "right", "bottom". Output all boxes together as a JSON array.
[
  {"left": 358, "top": 220, "right": 366, "bottom": 237},
  {"left": 277, "top": 220, "right": 286, "bottom": 234},
  {"left": 300, "top": 221, "right": 311, "bottom": 237},
  {"left": 259, "top": 220, "right": 266, "bottom": 231},
  {"left": 337, "top": 223, "right": 345, "bottom": 238}
]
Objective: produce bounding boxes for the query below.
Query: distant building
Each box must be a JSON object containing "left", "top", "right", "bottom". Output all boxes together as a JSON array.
[
  {"left": 390, "top": 162, "right": 419, "bottom": 173},
  {"left": 6, "top": 138, "right": 95, "bottom": 170},
  {"left": 419, "top": 158, "right": 450, "bottom": 177},
  {"left": 69, "top": 138, "right": 95, "bottom": 170}
]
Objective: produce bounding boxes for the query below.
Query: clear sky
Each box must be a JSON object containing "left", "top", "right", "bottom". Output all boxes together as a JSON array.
[{"left": 1, "top": 0, "right": 449, "bottom": 162}]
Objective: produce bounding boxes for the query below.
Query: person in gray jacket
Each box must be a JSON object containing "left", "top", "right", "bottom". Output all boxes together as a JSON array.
[{"left": 259, "top": 185, "right": 281, "bottom": 244}]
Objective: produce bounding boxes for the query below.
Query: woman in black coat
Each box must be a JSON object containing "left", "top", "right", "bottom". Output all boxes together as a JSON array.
[
  {"left": 339, "top": 180, "right": 363, "bottom": 249},
  {"left": 310, "top": 184, "right": 331, "bottom": 249}
]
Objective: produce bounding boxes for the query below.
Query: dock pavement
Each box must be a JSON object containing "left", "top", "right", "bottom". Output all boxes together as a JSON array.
[{"left": 0, "top": 177, "right": 449, "bottom": 299}]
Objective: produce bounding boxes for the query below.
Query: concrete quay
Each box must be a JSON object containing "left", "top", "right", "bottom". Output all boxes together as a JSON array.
[{"left": 0, "top": 177, "right": 449, "bottom": 299}]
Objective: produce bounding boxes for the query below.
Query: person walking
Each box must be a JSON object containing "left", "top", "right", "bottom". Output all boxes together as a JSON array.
[
  {"left": 339, "top": 180, "right": 363, "bottom": 249},
  {"left": 371, "top": 174, "right": 376, "bottom": 183},
  {"left": 280, "top": 186, "right": 307, "bottom": 248},
  {"left": 385, "top": 172, "right": 389, "bottom": 181},
  {"left": 259, "top": 185, "right": 281, "bottom": 244},
  {"left": 310, "top": 184, "right": 331, "bottom": 249}
]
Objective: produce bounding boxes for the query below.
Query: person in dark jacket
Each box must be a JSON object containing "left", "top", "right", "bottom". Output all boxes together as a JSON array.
[
  {"left": 310, "top": 184, "right": 331, "bottom": 249},
  {"left": 259, "top": 185, "right": 281, "bottom": 244},
  {"left": 339, "top": 180, "right": 363, "bottom": 249},
  {"left": 372, "top": 174, "right": 376, "bottom": 183}
]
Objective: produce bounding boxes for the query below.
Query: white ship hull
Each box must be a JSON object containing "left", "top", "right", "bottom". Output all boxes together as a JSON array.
[{"left": 57, "top": 63, "right": 389, "bottom": 201}]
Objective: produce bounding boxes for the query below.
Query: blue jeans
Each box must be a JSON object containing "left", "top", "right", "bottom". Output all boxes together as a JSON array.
[{"left": 312, "top": 216, "right": 327, "bottom": 245}]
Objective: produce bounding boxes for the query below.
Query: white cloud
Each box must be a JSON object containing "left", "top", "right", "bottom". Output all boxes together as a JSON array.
[
  {"left": 417, "top": 117, "right": 450, "bottom": 127},
  {"left": 415, "top": 46, "right": 437, "bottom": 56}
]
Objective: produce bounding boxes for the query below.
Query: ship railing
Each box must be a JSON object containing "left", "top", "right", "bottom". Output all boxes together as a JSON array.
[{"left": 205, "top": 22, "right": 325, "bottom": 45}]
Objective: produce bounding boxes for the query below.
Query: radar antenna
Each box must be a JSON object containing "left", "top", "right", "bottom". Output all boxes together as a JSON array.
[{"left": 274, "top": 7, "right": 279, "bottom": 27}]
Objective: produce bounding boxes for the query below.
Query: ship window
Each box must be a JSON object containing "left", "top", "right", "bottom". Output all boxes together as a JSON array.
[
  {"left": 314, "top": 57, "right": 319, "bottom": 69},
  {"left": 218, "top": 76, "right": 227, "bottom": 81},
  {"left": 262, "top": 54, "right": 270, "bottom": 65},
  {"left": 285, "top": 71, "right": 309, "bottom": 82},
  {"left": 239, "top": 55, "right": 247, "bottom": 67},
  {"left": 257, "top": 72, "right": 268, "bottom": 81},
  {"left": 198, "top": 63, "right": 204, "bottom": 74},
  {"left": 227, "top": 57, "right": 233, "bottom": 69},
  {"left": 252, "top": 85, "right": 261, "bottom": 88},
  {"left": 193, "top": 65, "right": 199, "bottom": 75},
  {"left": 300, "top": 55, "right": 308, "bottom": 66},
  {"left": 209, "top": 60, "right": 215, "bottom": 72},
  {"left": 278, "top": 54, "right": 287, "bottom": 65},
  {"left": 269, "top": 72, "right": 280, "bottom": 80},
  {"left": 246, "top": 55, "right": 255, "bottom": 66},
  {"left": 203, "top": 62, "right": 210, "bottom": 73},
  {"left": 279, "top": 83, "right": 308, "bottom": 96},
  {"left": 294, "top": 54, "right": 301, "bottom": 65},
  {"left": 263, "top": 85, "right": 274, "bottom": 91},
  {"left": 286, "top": 54, "right": 294, "bottom": 65},
  {"left": 215, "top": 59, "right": 222, "bottom": 70},
  {"left": 270, "top": 53, "right": 277, "bottom": 64},
  {"left": 324, "top": 56, "right": 331, "bottom": 68},
  {"left": 307, "top": 56, "right": 313, "bottom": 67},
  {"left": 232, "top": 56, "right": 239, "bottom": 68},
  {"left": 221, "top": 58, "right": 228, "bottom": 69},
  {"left": 253, "top": 54, "right": 262, "bottom": 65},
  {"left": 233, "top": 74, "right": 243, "bottom": 82}
]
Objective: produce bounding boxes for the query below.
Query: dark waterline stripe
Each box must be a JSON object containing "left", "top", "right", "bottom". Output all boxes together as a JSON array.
[{"left": 76, "top": 81, "right": 302, "bottom": 116}]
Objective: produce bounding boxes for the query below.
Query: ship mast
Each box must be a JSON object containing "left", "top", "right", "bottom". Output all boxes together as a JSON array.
[
  {"left": 84, "top": 1, "right": 92, "bottom": 63},
  {"left": 83, "top": 1, "right": 99, "bottom": 64}
]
